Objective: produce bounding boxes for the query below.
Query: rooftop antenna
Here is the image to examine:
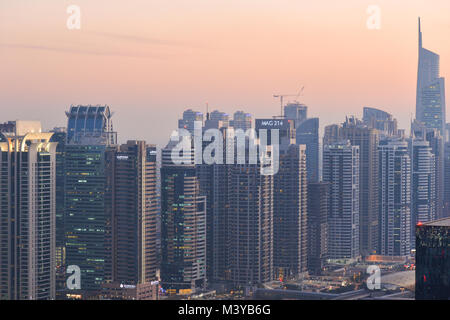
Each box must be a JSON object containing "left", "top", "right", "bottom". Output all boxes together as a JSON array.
[{"left": 418, "top": 17, "right": 422, "bottom": 49}]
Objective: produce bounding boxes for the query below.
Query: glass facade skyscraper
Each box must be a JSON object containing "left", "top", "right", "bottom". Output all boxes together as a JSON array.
[
  {"left": 416, "top": 218, "right": 450, "bottom": 300},
  {"left": 64, "top": 105, "right": 117, "bottom": 293},
  {"left": 416, "top": 18, "right": 446, "bottom": 136}
]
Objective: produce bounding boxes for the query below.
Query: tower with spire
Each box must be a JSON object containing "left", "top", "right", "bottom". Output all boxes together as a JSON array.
[{"left": 416, "top": 17, "right": 446, "bottom": 137}]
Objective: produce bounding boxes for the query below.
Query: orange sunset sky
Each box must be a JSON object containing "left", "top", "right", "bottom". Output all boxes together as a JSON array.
[{"left": 1, "top": 0, "right": 450, "bottom": 146}]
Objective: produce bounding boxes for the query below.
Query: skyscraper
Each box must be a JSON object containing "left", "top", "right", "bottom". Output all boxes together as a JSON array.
[
  {"left": 378, "top": 139, "right": 411, "bottom": 256},
  {"left": 230, "top": 111, "right": 252, "bottom": 131},
  {"left": 195, "top": 119, "right": 231, "bottom": 285},
  {"left": 160, "top": 138, "right": 207, "bottom": 293},
  {"left": 284, "top": 103, "right": 320, "bottom": 182},
  {"left": 66, "top": 105, "right": 116, "bottom": 145},
  {"left": 178, "top": 109, "right": 204, "bottom": 134},
  {"left": 411, "top": 120, "right": 444, "bottom": 221},
  {"left": 0, "top": 121, "right": 57, "bottom": 300},
  {"left": 307, "top": 182, "right": 329, "bottom": 275},
  {"left": 49, "top": 127, "right": 67, "bottom": 293},
  {"left": 323, "top": 117, "right": 379, "bottom": 255},
  {"left": 323, "top": 141, "right": 360, "bottom": 260},
  {"left": 205, "top": 110, "right": 230, "bottom": 129},
  {"left": 228, "top": 160, "right": 274, "bottom": 286},
  {"left": 416, "top": 217, "right": 450, "bottom": 300},
  {"left": 363, "top": 107, "right": 398, "bottom": 138},
  {"left": 416, "top": 18, "right": 446, "bottom": 135},
  {"left": 444, "top": 141, "right": 450, "bottom": 217},
  {"left": 258, "top": 119, "right": 308, "bottom": 280},
  {"left": 284, "top": 103, "right": 307, "bottom": 123},
  {"left": 409, "top": 137, "right": 436, "bottom": 248},
  {"left": 106, "top": 141, "right": 158, "bottom": 285},
  {"left": 64, "top": 105, "right": 117, "bottom": 292}
]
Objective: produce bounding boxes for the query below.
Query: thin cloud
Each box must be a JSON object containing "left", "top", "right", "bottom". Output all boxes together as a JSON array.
[
  {"left": 0, "top": 43, "right": 169, "bottom": 59},
  {"left": 87, "top": 30, "right": 201, "bottom": 48}
]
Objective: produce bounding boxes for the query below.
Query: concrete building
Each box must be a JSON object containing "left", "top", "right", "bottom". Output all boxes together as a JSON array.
[
  {"left": 160, "top": 138, "right": 207, "bottom": 294},
  {"left": 230, "top": 111, "right": 252, "bottom": 131},
  {"left": 0, "top": 121, "right": 57, "bottom": 300},
  {"left": 307, "top": 182, "right": 329, "bottom": 275},
  {"left": 227, "top": 161, "right": 274, "bottom": 286},
  {"left": 178, "top": 109, "right": 204, "bottom": 134},
  {"left": 378, "top": 139, "right": 411, "bottom": 256},
  {"left": 323, "top": 141, "right": 360, "bottom": 260},
  {"left": 363, "top": 107, "right": 398, "bottom": 138},
  {"left": 323, "top": 117, "right": 379, "bottom": 256},
  {"left": 260, "top": 117, "right": 308, "bottom": 280},
  {"left": 409, "top": 137, "right": 436, "bottom": 249},
  {"left": 284, "top": 103, "right": 320, "bottom": 182},
  {"left": 106, "top": 141, "right": 158, "bottom": 285}
]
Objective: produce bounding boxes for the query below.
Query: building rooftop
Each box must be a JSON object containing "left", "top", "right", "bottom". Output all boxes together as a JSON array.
[{"left": 422, "top": 217, "right": 450, "bottom": 227}]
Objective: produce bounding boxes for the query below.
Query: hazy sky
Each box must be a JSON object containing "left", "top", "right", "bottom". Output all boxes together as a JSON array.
[{"left": 1, "top": 0, "right": 449, "bottom": 146}]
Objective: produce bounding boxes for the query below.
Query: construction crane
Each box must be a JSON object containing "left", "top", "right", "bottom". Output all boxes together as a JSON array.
[{"left": 273, "top": 86, "right": 304, "bottom": 117}]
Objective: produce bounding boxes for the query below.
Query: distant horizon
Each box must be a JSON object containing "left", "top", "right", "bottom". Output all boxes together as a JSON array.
[{"left": 1, "top": 0, "right": 449, "bottom": 147}]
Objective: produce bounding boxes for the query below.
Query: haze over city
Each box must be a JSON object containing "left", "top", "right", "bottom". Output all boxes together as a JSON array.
[{"left": 1, "top": 0, "right": 450, "bottom": 146}]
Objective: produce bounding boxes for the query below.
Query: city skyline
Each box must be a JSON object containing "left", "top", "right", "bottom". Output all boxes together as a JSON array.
[
  {"left": 1, "top": 1, "right": 450, "bottom": 303},
  {"left": 1, "top": 1, "right": 450, "bottom": 146}
]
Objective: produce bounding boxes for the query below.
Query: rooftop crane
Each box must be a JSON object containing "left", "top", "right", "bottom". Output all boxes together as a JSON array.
[{"left": 273, "top": 86, "right": 304, "bottom": 117}]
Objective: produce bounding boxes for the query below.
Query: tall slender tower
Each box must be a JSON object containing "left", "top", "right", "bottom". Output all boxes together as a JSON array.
[
  {"left": 323, "top": 141, "right": 360, "bottom": 260},
  {"left": 64, "top": 105, "right": 117, "bottom": 292},
  {"left": 0, "top": 121, "right": 57, "bottom": 300},
  {"left": 106, "top": 141, "right": 158, "bottom": 285},
  {"left": 323, "top": 117, "right": 379, "bottom": 256},
  {"left": 378, "top": 139, "right": 411, "bottom": 256},
  {"left": 416, "top": 18, "right": 446, "bottom": 136},
  {"left": 160, "top": 138, "right": 207, "bottom": 293}
]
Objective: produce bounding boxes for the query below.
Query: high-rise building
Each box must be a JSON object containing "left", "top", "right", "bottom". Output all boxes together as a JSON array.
[
  {"left": 284, "top": 103, "right": 319, "bottom": 182},
  {"left": 106, "top": 141, "right": 158, "bottom": 285},
  {"left": 178, "top": 109, "right": 204, "bottom": 134},
  {"left": 223, "top": 125, "right": 275, "bottom": 286},
  {"left": 66, "top": 105, "right": 116, "bottom": 145},
  {"left": 323, "top": 141, "right": 360, "bottom": 259},
  {"left": 284, "top": 103, "right": 307, "bottom": 123},
  {"left": 426, "top": 131, "right": 444, "bottom": 220},
  {"left": 64, "top": 143, "right": 114, "bottom": 292},
  {"left": 363, "top": 107, "right": 398, "bottom": 138},
  {"left": 257, "top": 118, "right": 308, "bottom": 280},
  {"left": 0, "top": 121, "right": 57, "bottom": 300},
  {"left": 307, "top": 182, "right": 329, "bottom": 275},
  {"left": 228, "top": 160, "right": 274, "bottom": 286},
  {"left": 205, "top": 110, "right": 229, "bottom": 130},
  {"left": 416, "top": 218, "right": 450, "bottom": 300},
  {"left": 416, "top": 18, "right": 446, "bottom": 136},
  {"left": 412, "top": 121, "right": 444, "bottom": 220},
  {"left": 160, "top": 138, "right": 206, "bottom": 293},
  {"left": 378, "top": 139, "right": 411, "bottom": 256},
  {"left": 444, "top": 141, "right": 450, "bottom": 217},
  {"left": 230, "top": 111, "right": 252, "bottom": 131},
  {"left": 323, "top": 117, "right": 379, "bottom": 255},
  {"left": 64, "top": 105, "right": 117, "bottom": 292},
  {"left": 409, "top": 137, "right": 436, "bottom": 249},
  {"left": 195, "top": 121, "right": 231, "bottom": 285},
  {"left": 49, "top": 127, "right": 67, "bottom": 293}
]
